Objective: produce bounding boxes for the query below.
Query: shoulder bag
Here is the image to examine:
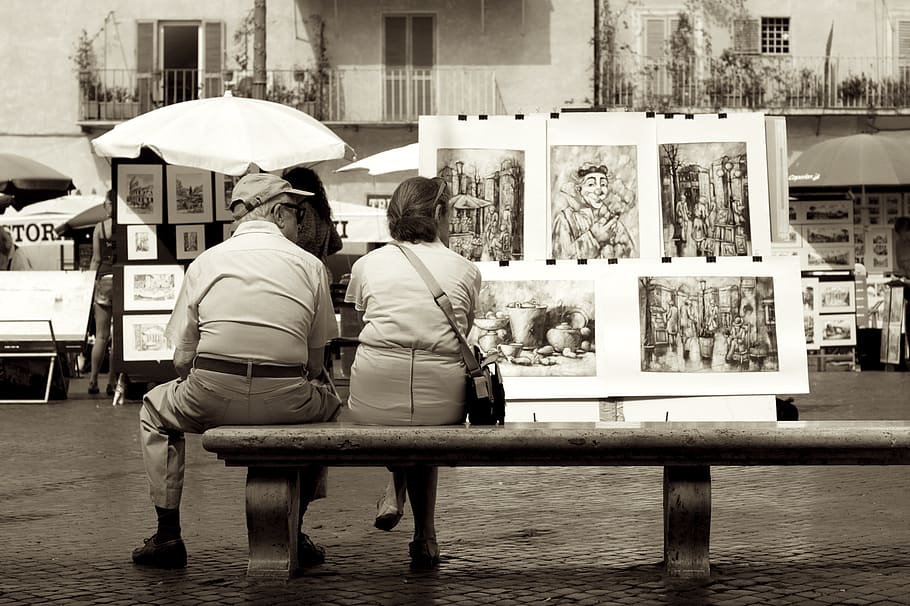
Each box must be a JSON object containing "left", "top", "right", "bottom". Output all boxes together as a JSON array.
[{"left": 391, "top": 243, "right": 506, "bottom": 425}]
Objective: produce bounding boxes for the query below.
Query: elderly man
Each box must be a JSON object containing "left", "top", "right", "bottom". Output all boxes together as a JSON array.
[{"left": 132, "top": 173, "right": 342, "bottom": 569}]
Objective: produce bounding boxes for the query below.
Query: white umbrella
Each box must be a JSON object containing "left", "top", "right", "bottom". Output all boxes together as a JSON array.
[
  {"left": 91, "top": 92, "right": 353, "bottom": 176},
  {"left": 335, "top": 143, "right": 418, "bottom": 176},
  {"left": 329, "top": 200, "right": 390, "bottom": 242},
  {"left": 16, "top": 194, "right": 105, "bottom": 217}
]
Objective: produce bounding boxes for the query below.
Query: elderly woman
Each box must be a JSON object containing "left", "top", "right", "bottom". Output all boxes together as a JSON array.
[{"left": 344, "top": 176, "right": 481, "bottom": 569}]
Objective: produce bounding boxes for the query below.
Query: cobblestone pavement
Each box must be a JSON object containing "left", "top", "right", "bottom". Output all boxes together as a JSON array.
[{"left": 1, "top": 371, "right": 909, "bottom": 605}]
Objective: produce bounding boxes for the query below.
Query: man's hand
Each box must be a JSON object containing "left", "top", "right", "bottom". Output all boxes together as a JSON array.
[{"left": 172, "top": 348, "right": 195, "bottom": 381}]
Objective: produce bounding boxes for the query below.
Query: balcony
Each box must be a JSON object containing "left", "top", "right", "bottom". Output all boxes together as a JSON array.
[
  {"left": 599, "top": 54, "right": 910, "bottom": 114},
  {"left": 77, "top": 66, "right": 505, "bottom": 126}
]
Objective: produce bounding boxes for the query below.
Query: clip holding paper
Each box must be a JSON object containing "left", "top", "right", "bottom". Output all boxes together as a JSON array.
[
  {"left": 607, "top": 258, "right": 618, "bottom": 265},
  {"left": 515, "top": 113, "right": 525, "bottom": 120},
  {"left": 550, "top": 112, "right": 560, "bottom": 119},
  {"left": 752, "top": 255, "right": 763, "bottom": 262},
  {"left": 498, "top": 260, "right": 510, "bottom": 267},
  {"left": 661, "top": 256, "right": 672, "bottom": 263},
  {"left": 646, "top": 111, "right": 655, "bottom": 118},
  {"left": 706, "top": 256, "right": 717, "bottom": 263},
  {"left": 576, "top": 258, "right": 588, "bottom": 265},
  {"left": 718, "top": 112, "right": 728, "bottom": 119},
  {"left": 664, "top": 113, "right": 674, "bottom": 119},
  {"left": 479, "top": 114, "right": 489, "bottom": 120},
  {"left": 546, "top": 258, "right": 556, "bottom": 265},
  {"left": 685, "top": 113, "right": 694, "bottom": 120},
  {"left": 458, "top": 114, "right": 468, "bottom": 121}
]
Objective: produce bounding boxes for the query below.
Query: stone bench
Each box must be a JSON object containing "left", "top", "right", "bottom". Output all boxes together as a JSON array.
[{"left": 202, "top": 420, "right": 910, "bottom": 579}]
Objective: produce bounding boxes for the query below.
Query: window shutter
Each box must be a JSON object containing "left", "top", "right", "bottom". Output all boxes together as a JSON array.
[
  {"left": 733, "top": 18, "right": 760, "bottom": 54},
  {"left": 645, "top": 18, "right": 665, "bottom": 58},
  {"left": 899, "top": 21, "right": 910, "bottom": 60},
  {"left": 136, "top": 21, "right": 155, "bottom": 112},
  {"left": 203, "top": 21, "right": 224, "bottom": 98}
]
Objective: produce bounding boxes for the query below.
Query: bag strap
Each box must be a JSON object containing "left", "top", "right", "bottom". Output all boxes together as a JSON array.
[{"left": 390, "top": 243, "right": 483, "bottom": 376}]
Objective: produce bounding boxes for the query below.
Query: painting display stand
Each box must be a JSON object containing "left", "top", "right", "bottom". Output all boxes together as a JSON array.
[{"left": 0, "top": 320, "right": 68, "bottom": 404}]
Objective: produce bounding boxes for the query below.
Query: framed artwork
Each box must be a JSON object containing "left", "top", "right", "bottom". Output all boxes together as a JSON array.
[
  {"left": 166, "top": 165, "right": 214, "bottom": 224},
  {"left": 864, "top": 226, "right": 894, "bottom": 273},
  {"left": 546, "top": 112, "right": 661, "bottom": 260},
  {"left": 121, "top": 313, "right": 175, "bottom": 361},
  {"left": 222, "top": 222, "right": 237, "bottom": 242},
  {"left": 122, "top": 265, "right": 184, "bottom": 311},
  {"left": 365, "top": 194, "right": 391, "bottom": 210},
  {"left": 883, "top": 193, "right": 902, "bottom": 225},
  {"left": 880, "top": 285, "right": 905, "bottom": 364},
  {"left": 854, "top": 226, "right": 865, "bottom": 267},
  {"left": 116, "top": 164, "right": 163, "bottom": 225},
  {"left": 419, "top": 115, "right": 548, "bottom": 262},
  {"left": 125, "top": 224, "right": 158, "bottom": 261},
  {"left": 797, "top": 199, "right": 852, "bottom": 224},
  {"left": 600, "top": 255, "right": 809, "bottom": 396},
  {"left": 818, "top": 313, "right": 856, "bottom": 347},
  {"left": 469, "top": 261, "right": 600, "bottom": 400},
  {"left": 801, "top": 223, "right": 852, "bottom": 245},
  {"left": 817, "top": 281, "right": 855, "bottom": 313},
  {"left": 214, "top": 173, "right": 238, "bottom": 222},
  {"left": 175, "top": 224, "right": 205, "bottom": 260},
  {"left": 801, "top": 244, "right": 854, "bottom": 270},
  {"left": 801, "top": 277, "right": 819, "bottom": 350},
  {"left": 656, "top": 113, "right": 772, "bottom": 258}
]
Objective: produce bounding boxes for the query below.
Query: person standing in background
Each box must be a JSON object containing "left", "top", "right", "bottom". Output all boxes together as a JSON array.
[
  {"left": 88, "top": 190, "right": 117, "bottom": 395},
  {"left": 0, "top": 227, "right": 33, "bottom": 270},
  {"left": 283, "top": 167, "right": 343, "bottom": 281}
]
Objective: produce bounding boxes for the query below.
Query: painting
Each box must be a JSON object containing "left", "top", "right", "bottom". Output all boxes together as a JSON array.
[
  {"left": 883, "top": 193, "right": 902, "bottom": 225},
  {"left": 122, "top": 314, "right": 174, "bottom": 362},
  {"left": 802, "top": 223, "right": 852, "bottom": 245},
  {"left": 802, "top": 244, "right": 854, "bottom": 270},
  {"left": 599, "top": 255, "right": 808, "bottom": 396},
  {"left": 817, "top": 281, "right": 855, "bottom": 313},
  {"left": 865, "top": 275, "right": 891, "bottom": 329},
  {"left": 657, "top": 113, "right": 771, "bottom": 258},
  {"left": 122, "top": 265, "right": 183, "bottom": 311},
  {"left": 125, "top": 224, "right": 158, "bottom": 261},
  {"left": 864, "top": 226, "right": 893, "bottom": 273},
  {"left": 801, "top": 277, "right": 819, "bottom": 350},
  {"left": 167, "top": 166, "right": 213, "bottom": 224},
  {"left": 175, "top": 224, "right": 205, "bottom": 260},
  {"left": 546, "top": 113, "right": 660, "bottom": 260},
  {"left": 818, "top": 313, "right": 856, "bottom": 347},
  {"left": 116, "top": 164, "right": 163, "bottom": 225},
  {"left": 366, "top": 194, "right": 391, "bottom": 210},
  {"left": 469, "top": 261, "right": 602, "bottom": 399},
  {"left": 797, "top": 199, "right": 852, "bottom": 224},
  {"left": 214, "top": 173, "right": 238, "bottom": 222},
  {"left": 419, "top": 115, "right": 548, "bottom": 262},
  {"left": 854, "top": 226, "right": 865, "bottom": 267},
  {"left": 880, "top": 285, "right": 905, "bottom": 364}
]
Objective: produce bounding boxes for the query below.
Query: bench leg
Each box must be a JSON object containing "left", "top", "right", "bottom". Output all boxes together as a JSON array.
[
  {"left": 663, "top": 465, "right": 711, "bottom": 578},
  {"left": 245, "top": 467, "right": 301, "bottom": 579}
]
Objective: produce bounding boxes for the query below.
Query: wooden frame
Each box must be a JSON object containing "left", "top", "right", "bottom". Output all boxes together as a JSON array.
[
  {"left": 166, "top": 165, "right": 214, "bottom": 224},
  {"left": 116, "top": 164, "right": 163, "bottom": 225}
]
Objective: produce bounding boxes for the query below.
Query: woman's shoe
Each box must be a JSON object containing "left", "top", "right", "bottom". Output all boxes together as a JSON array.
[
  {"left": 408, "top": 538, "right": 440, "bottom": 570},
  {"left": 88, "top": 382, "right": 100, "bottom": 395}
]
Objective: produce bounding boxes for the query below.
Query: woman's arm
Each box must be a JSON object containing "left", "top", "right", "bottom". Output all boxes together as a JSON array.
[{"left": 89, "top": 224, "right": 102, "bottom": 272}]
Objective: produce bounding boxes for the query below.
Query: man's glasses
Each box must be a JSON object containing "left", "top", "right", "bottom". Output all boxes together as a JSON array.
[{"left": 276, "top": 203, "right": 304, "bottom": 222}]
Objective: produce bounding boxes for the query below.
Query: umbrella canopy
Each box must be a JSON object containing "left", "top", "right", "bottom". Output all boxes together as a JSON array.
[
  {"left": 52, "top": 195, "right": 109, "bottom": 236},
  {"left": 329, "top": 200, "right": 390, "bottom": 242},
  {"left": 0, "top": 153, "right": 74, "bottom": 210},
  {"left": 92, "top": 92, "right": 354, "bottom": 176},
  {"left": 335, "top": 143, "right": 418, "bottom": 176},
  {"left": 17, "top": 194, "right": 104, "bottom": 218},
  {"left": 788, "top": 133, "right": 910, "bottom": 188}
]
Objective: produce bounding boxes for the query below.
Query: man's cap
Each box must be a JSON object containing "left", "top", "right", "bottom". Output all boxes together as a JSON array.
[{"left": 230, "top": 173, "right": 313, "bottom": 219}]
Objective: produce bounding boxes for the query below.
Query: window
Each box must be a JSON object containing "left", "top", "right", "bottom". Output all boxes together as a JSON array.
[{"left": 761, "top": 17, "right": 790, "bottom": 54}]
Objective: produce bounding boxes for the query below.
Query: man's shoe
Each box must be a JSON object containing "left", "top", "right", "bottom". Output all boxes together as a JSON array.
[
  {"left": 131, "top": 534, "right": 187, "bottom": 569},
  {"left": 297, "top": 533, "right": 325, "bottom": 567}
]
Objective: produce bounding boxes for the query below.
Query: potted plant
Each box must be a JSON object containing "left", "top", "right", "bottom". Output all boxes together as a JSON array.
[
  {"left": 71, "top": 29, "right": 101, "bottom": 119},
  {"left": 838, "top": 73, "right": 876, "bottom": 107}
]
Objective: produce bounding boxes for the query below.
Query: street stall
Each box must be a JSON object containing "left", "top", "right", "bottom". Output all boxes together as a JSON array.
[{"left": 90, "top": 91, "right": 353, "bottom": 394}]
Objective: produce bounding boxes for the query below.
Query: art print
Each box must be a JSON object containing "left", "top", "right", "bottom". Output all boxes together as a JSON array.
[
  {"left": 125, "top": 224, "right": 158, "bottom": 261},
  {"left": 801, "top": 244, "right": 854, "bottom": 270},
  {"left": 818, "top": 313, "right": 856, "bottom": 347},
  {"left": 854, "top": 227, "right": 865, "bottom": 267},
  {"left": 470, "top": 261, "right": 602, "bottom": 399},
  {"left": 121, "top": 314, "right": 174, "bottom": 361},
  {"left": 801, "top": 277, "right": 819, "bottom": 350},
  {"left": 880, "top": 285, "right": 905, "bottom": 364},
  {"left": 116, "top": 164, "right": 163, "bottom": 225},
  {"left": 656, "top": 114, "right": 771, "bottom": 258},
  {"left": 796, "top": 199, "right": 852, "bottom": 224},
  {"left": 802, "top": 223, "right": 852, "bottom": 245},
  {"left": 167, "top": 166, "right": 213, "bottom": 224},
  {"left": 122, "top": 265, "right": 183, "bottom": 311},
  {"left": 546, "top": 113, "right": 660, "bottom": 260},
  {"left": 600, "top": 256, "right": 808, "bottom": 396},
  {"left": 864, "top": 226, "right": 893, "bottom": 273},
  {"left": 883, "top": 193, "right": 902, "bottom": 225},
  {"left": 419, "top": 115, "right": 547, "bottom": 262},
  {"left": 175, "top": 224, "right": 205, "bottom": 260},
  {"left": 817, "top": 281, "right": 855, "bottom": 313},
  {"left": 214, "top": 173, "right": 238, "bottom": 221}
]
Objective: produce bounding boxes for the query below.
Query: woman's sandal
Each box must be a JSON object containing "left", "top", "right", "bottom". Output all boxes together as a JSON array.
[{"left": 408, "top": 538, "right": 440, "bottom": 570}]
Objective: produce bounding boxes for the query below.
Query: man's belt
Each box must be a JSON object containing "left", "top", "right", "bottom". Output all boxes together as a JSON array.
[{"left": 194, "top": 356, "right": 305, "bottom": 378}]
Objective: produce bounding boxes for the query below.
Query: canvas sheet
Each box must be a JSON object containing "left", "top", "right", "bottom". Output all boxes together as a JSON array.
[
  {"left": 546, "top": 112, "right": 661, "bottom": 260},
  {"left": 418, "top": 115, "right": 548, "bottom": 262},
  {"left": 656, "top": 113, "right": 771, "bottom": 259},
  {"left": 599, "top": 255, "right": 808, "bottom": 396}
]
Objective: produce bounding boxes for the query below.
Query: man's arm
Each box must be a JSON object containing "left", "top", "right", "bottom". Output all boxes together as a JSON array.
[
  {"left": 306, "top": 345, "right": 326, "bottom": 381},
  {"left": 173, "top": 347, "right": 196, "bottom": 380}
]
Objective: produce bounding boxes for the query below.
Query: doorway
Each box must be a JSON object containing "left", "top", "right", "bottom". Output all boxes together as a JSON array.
[
  {"left": 161, "top": 23, "right": 199, "bottom": 104},
  {"left": 383, "top": 15, "right": 434, "bottom": 120}
]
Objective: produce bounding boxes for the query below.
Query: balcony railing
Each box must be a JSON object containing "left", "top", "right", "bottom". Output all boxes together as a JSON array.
[
  {"left": 600, "top": 54, "right": 910, "bottom": 112},
  {"left": 77, "top": 66, "right": 505, "bottom": 124}
]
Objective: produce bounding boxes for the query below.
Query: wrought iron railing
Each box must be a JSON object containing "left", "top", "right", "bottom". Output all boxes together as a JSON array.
[
  {"left": 78, "top": 66, "right": 505, "bottom": 123},
  {"left": 599, "top": 54, "right": 910, "bottom": 112}
]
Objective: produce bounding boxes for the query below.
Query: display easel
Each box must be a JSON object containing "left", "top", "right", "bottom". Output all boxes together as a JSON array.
[{"left": 0, "top": 320, "right": 68, "bottom": 404}]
